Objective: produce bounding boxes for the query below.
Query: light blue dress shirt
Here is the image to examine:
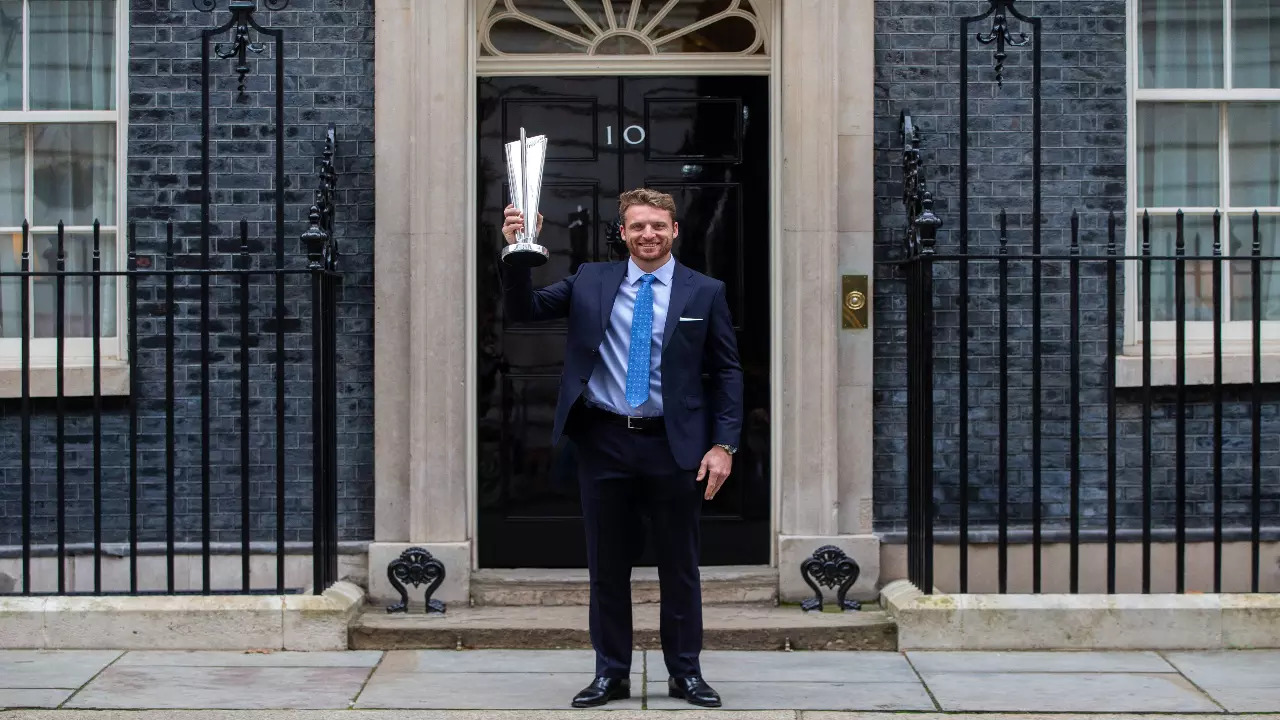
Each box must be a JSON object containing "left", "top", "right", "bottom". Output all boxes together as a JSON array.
[{"left": 584, "top": 255, "right": 674, "bottom": 417}]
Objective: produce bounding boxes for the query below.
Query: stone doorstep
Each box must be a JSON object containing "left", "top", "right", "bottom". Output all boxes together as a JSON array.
[
  {"left": 349, "top": 603, "right": 897, "bottom": 651},
  {"left": 881, "top": 579, "right": 1280, "bottom": 650},
  {"left": 0, "top": 581, "right": 364, "bottom": 651},
  {"left": 470, "top": 565, "right": 779, "bottom": 606}
]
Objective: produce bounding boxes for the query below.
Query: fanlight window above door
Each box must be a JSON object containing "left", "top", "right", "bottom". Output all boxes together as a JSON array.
[{"left": 478, "top": 0, "right": 770, "bottom": 57}]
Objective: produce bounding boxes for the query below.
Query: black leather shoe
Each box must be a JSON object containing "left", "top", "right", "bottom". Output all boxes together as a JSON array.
[
  {"left": 571, "top": 676, "right": 630, "bottom": 708},
  {"left": 668, "top": 675, "right": 722, "bottom": 707}
]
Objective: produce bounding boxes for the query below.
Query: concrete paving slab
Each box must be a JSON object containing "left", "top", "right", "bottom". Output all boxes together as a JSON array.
[
  {"left": 0, "top": 711, "right": 800, "bottom": 720},
  {"left": 0, "top": 689, "right": 74, "bottom": 709},
  {"left": 377, "top": 649, "right": 641, "bottom": 674},
  {"left": 1163, "top": 649, "right": 1280, "bottom": 687},
  {"left": 1164, "top": 650, "right": 1280, "bottom": 713},
  {"left": 644, "top": 681, "right": 935, "bottom": 711},
  {"left": 653, "top": 651, "right": 917, "bottom": 683},
  {"left": 1197, "top": 686, "right": 1280, "bottom": 713},
  {"left": 922, "top": 671, "right": 1222, "bottom": 712},
  {"left": 355, "top": 671, "right": 643, "bottom": 710},
  {"left": 113, "top": 650, "right": 383, "bottom": 667},
  {"left": 805, "top": 715, "right": 1270, "bottom": 720},
  {"left": 65, "top": 665, "right": 372, "bottom": 709},
  {"left": 906, "top": 650, "right": 1173, "bottom": 673},
  {"left": 0, "top": 651, "right": 122, "bottom": 688}
]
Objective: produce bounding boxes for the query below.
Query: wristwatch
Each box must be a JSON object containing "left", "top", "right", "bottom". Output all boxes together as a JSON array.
[{"left": 715, "top": 443, "right": 737, "bottom": 455}]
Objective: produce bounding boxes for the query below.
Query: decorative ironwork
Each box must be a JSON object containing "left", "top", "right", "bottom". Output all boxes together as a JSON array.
[
  {"left": 975, "top": 0, "right": 1030, "bottom": 86},
  {"left": 194, "top": 0, "right": 290, "bottom": 95},
  {"left": 303, "top": 124, "right": 339, "bottom": 272},
  {"left": 386, "top": 547, "right": 447, "bottom": 614},
  {"left": 800, "top": 545, "right": 861, "bottom": 612},
  {"left": 900, "top": 111, "right": 942, "bottom": 257}
]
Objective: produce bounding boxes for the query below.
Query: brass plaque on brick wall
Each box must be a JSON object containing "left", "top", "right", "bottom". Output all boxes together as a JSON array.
[{"left": 842, "top": 275, "right": 868, "bottom": 330}]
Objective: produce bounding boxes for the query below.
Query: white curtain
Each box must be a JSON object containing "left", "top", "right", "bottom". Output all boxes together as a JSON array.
[
  {"left": 24, "top": 1, "right": 117, "bottom": 338},
  {"left": 32, "top": 123, "right": 115, "bottom": 227},
  {"left": 1230, "top": 215, "right": 1280, "bottom": 321},
  {"left": 1234, "top": 0, "right": 1279, "bottom": 88},
  {"left": 1137, "top": 103, "right": 1219, "bottom": 209},
  {"left": 1141, "top": 0, "right": 1223, "bottom": 88},
  {"left": 0, "top": 125, "right": 20, "bottom": 338},
  {"left": 1230, "top": 103, "right": 1280, "bottom": 209},
  {"left": 0, "top": 0, "right": 20, "bottom": 109},
  {"left": 29, "top": 124, "right": 116, "bottom": 339},
  {"left": 0, "top": 124, "right": 19, "bottom": 225},
  {"left": 29, "top": 0, "right": 115, "bottom": 111},
  {"left": 31, "top": 229, "right": 115, "bottom": 339}
]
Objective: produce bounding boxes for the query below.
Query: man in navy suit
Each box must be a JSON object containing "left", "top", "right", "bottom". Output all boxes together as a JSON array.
[{"left": 501, "top": 188, "right": 743, "bottom": 708}]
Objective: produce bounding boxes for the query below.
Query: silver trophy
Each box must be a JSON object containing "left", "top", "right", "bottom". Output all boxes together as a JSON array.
[{"left": 502, "top": 128, "right": 550, "bottom": 267}]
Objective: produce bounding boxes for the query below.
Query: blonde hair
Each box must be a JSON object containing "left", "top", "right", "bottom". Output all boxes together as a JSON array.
[{"left": 618, "top": 188, "right": 677, "bottom": 224}]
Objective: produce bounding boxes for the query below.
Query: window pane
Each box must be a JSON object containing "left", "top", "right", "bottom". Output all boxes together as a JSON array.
[
  {"left": 0, "top": 228, "right": 20, "bottom": 338},
  {"left": 1140, "top": 0, "right": 1224, "bottom": 88},
  {"left": 650, "top": 1, "right": 762, "bottom": 54},
  {"left": 1229, "top": 214, "right": 1280, "bottom": 320},
  {"left": 0, "top": 125, "right": 21, "bottom": 226},
  {"left": 1230, "top": 103, "right": 1280, "bottom": 208},
  {"left": 29, "top": 0, "right": 116, "bottom": 111},
  {"left": 483, "top": 1, "right": 592, "bottom": 55},
  {"left": 31, "top": 231, "right": 116, "bottom": 338},
  {"left": 1144, "top": 214, "right": 1219, "bottom": 322},
  {"left": 1138, "top": 103, "right": 1220, "bottom": 208},
  {"left": 33, "top": 124, "right": 115, "bottom": 227},
  {"left": 0, "top": 0, "right": 21, "bottom": 110},
  {"left": 487, "top": 17, "right": 590, "bottom": 54},
  {"left": 1234, "top": 0, "right": 1280, "bottom": 88}
]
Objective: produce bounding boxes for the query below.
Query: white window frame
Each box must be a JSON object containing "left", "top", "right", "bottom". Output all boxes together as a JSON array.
[
  {"left": 1124, "top": 0, "right": 1280, "bottom": 361},
  {"left": 0, "top": 0, "right": 128, "bottom": 371}
]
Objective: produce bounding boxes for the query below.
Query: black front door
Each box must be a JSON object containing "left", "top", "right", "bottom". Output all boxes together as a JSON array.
[{"left": 476, "top": 76, "right": 770, "bottom": 568}]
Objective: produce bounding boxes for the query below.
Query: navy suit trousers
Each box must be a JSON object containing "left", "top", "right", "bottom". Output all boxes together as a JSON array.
[{"left": 571, "top": 416, "right": 703, "bottom": 680}]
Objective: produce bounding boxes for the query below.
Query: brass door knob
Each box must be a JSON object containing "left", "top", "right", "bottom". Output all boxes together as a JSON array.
[
  {"left": 844, "top": 290, "right": 866, "bottom": 312},
  {"left": 841, "top": 275, "right": 868, "bottom": 329}
]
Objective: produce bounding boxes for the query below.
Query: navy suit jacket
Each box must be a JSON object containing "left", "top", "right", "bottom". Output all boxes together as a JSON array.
[{"left": 501, "top": 259, "right": 744, "bottom": 471}]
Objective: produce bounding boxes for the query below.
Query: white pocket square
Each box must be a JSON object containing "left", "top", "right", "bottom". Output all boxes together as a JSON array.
[{"left": 678, "top": 316, "right": 703, "bottom": 322}]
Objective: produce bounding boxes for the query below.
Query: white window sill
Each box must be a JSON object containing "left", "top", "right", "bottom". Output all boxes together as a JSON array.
[
  {"left": 1116, "top": 353, "right": 1280, "bottom": 387},
  {"left": 0, "top": 363, "right": 130, "bottom": 398}
]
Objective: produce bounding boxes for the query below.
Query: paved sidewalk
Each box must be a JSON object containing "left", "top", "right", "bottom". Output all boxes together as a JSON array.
[{"left": 1, "top": 649, "right": 1278, "bottom": 714}]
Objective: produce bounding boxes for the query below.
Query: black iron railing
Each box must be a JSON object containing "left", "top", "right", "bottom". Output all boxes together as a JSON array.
[
  {"left": 886, "top": 0, "right": 1279, "bottom": 596},
  {"left": 2, "top": 128, "right": 340, "bottom": 597},
  {"left": 889, "top": 115, "right": 1278, "bottom": 594}
]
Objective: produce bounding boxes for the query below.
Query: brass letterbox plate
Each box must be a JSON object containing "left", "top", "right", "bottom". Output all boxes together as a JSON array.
[{"left": 842, "top": 274, "right": 868, "bottom": 330}]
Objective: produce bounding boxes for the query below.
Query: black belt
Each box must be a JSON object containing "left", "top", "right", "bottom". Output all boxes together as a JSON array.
[{"left": 583, "top": 404, "right": 665, "bottom": 434}]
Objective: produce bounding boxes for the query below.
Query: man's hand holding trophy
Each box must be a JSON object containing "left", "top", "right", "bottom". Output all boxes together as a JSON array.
[{"left": 500, "top": 127, "right": 551, "bottom": 267}]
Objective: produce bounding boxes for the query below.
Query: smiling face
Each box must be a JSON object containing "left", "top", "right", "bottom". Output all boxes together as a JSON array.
[{"left": 621, "top": 202, "right": 678, "bottom": 268}]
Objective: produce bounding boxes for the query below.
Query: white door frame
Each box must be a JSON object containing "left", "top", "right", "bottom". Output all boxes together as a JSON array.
[
  {"left": 465, "top": 0, "right": 784, "bottom": 570},
  {"left": 369, "top": 0, "right": 881, "bottom": 605}
]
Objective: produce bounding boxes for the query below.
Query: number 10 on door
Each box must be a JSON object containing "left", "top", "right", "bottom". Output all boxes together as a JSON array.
[{"left": 606, "top": 125, "right": 646, "bottom": 146}]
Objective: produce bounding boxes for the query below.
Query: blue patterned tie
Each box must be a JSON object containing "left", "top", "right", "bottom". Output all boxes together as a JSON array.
[{"left": 626, "top": 273, "right": 656, "bottom": 408}]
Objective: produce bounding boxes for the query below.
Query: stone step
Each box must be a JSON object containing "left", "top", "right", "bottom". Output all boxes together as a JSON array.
[
  {"left": 469, "top": 566, "right": 778, "bottom": 606},
  {"left": 350, "top": 603, "right": 896, "bottom": 651}
]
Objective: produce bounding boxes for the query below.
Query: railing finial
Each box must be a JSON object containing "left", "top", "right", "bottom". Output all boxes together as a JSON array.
[
  {"left": 976, "top": 0, "right": 1030, "bottom": 86},
  {"left": 302, "top": 124, "right": 339, "bottom": 270},
  {"left": 194, "top": 0, "right": 291, "bottom": 96},
  {"left": 900, "top": 110, "right": 943, "bottom": 257}
]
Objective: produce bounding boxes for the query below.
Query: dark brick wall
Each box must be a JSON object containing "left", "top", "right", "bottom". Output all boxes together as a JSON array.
[
  {"left": 871, "top": 0, "right": 1280, "bottom": 538},
  {"left": 0, "top": 0, "right": 374, "bottom": 549}
]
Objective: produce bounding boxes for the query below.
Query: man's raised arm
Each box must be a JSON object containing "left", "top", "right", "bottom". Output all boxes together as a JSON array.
[{"left": 498, "top": 205, "right": 576, "bottom": 322}]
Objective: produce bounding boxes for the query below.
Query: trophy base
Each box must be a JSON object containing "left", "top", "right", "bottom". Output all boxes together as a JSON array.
[{"left": 501, "top": 242, "right": 550, "bottom": 268}]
